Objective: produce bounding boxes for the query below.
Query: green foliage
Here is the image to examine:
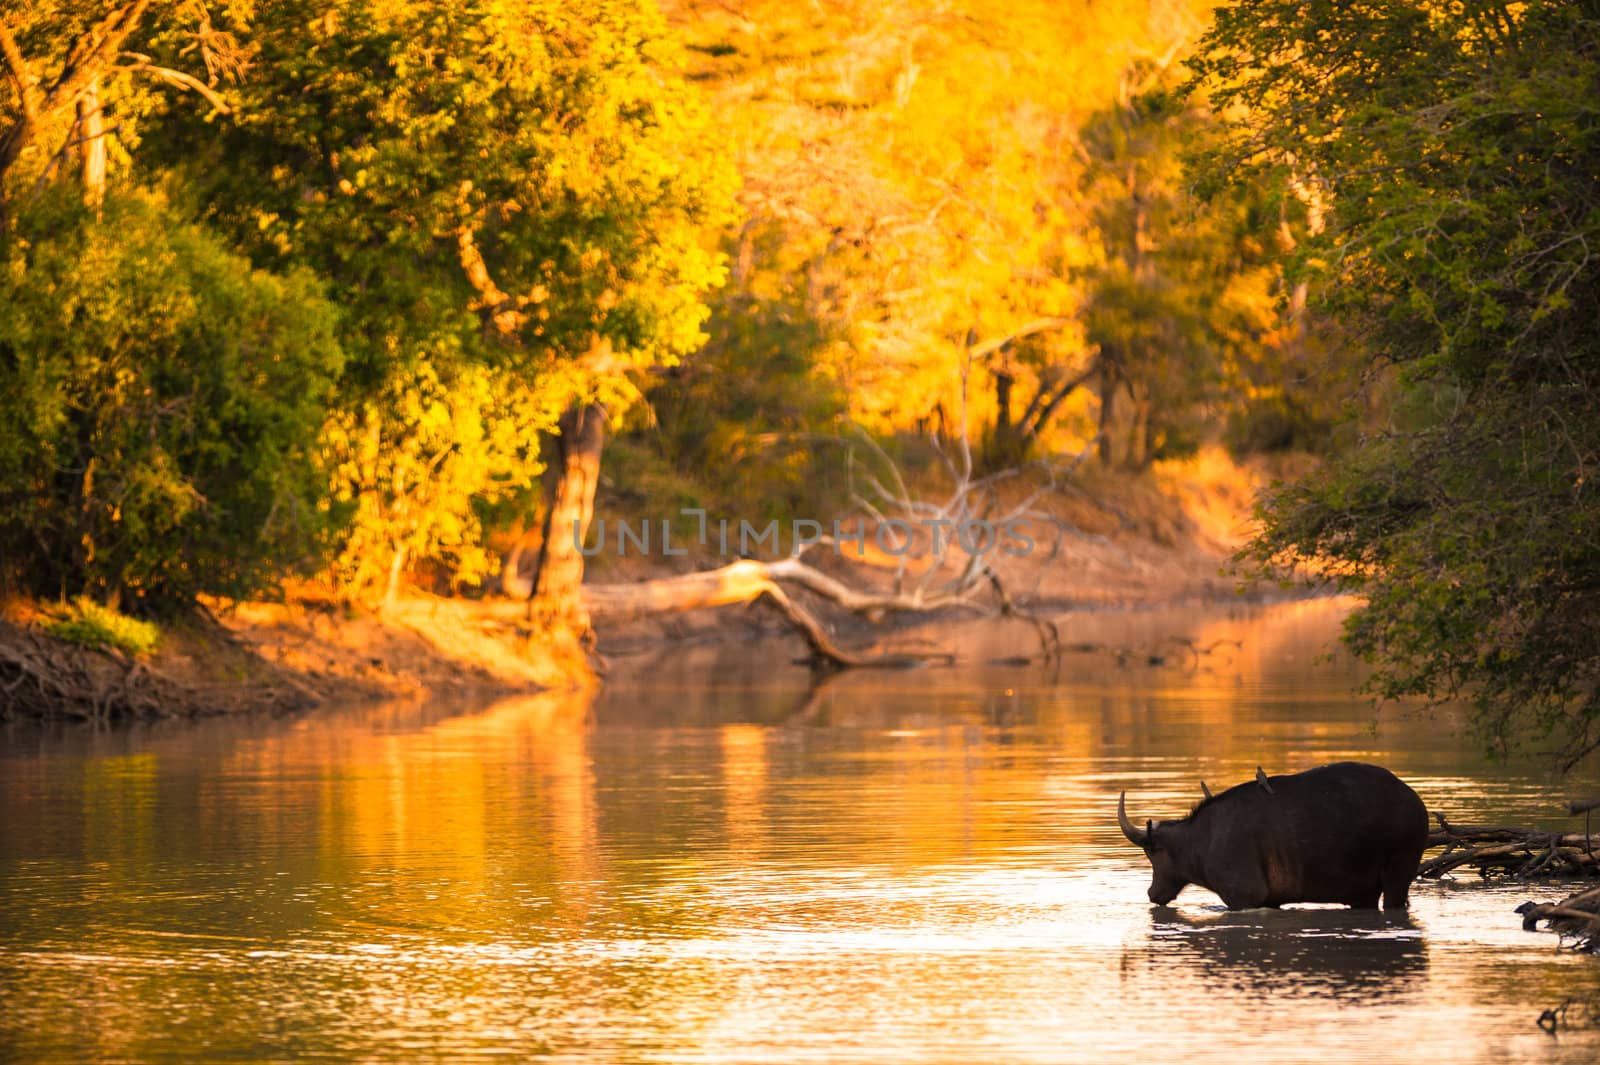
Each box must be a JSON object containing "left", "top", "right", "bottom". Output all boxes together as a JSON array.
[
  {"left": 1076, "top": 76, "right": 1329, "bottom": 469},
  {"left": 1, "top": 0, "right": 1377, "bottom": 617},
  {"left": 0, "top": 1, "right": 250, "bottom": 202},
  {"left": 150, "top": 0, "right": 737, "bottom": 597},
  {"left": 623, "top": 287, "right": 850, "bottom": 522},
  {"left": 43, "top": 597, "right": 161, "bottom": 656},
  {"left": 1196, "top": 1, "right": 1600, "bottom": 764},
  {"left": 0, "top": 192, "right": 343, "bottom": 605}
]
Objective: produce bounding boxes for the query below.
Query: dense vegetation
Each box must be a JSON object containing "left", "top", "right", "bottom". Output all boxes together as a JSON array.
[
  {"left": 2, "top": 0, "right": 733, "bottom": 606},
  {"left": 2, "top": 1, "right": 1595, "bottom": 761},
  {"left": 637, "top": 0, "right": 1326, "bottom": 498},
  {"left": 1192, "top": 0, "right": 1600, "bottom": 764}
]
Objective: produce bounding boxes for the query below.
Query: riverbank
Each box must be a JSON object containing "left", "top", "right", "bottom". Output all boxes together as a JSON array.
[
  {"left": 0, "top": 448, "right": 1294, "bottom": 722},
  {"left": 0, "top": 596, "right": 590, "bottom": 725}
]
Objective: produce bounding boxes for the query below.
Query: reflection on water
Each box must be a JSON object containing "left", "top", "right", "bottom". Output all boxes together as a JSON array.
[
  {"left": 3, "top": 598, "right": 1600, "bottom": 1063},
  {"left": 1145, "top": 908, "right": 1429, "bottom": 999}
]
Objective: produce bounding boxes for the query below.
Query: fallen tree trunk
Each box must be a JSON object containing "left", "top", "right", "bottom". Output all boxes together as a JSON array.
[
  {"left": 484, "top": 556, "right": 974, "bottom": 669},
  {"left": 585, "top": 558, "right": 964, "bottom": 669},
  {"left": 491, "top": 545, "right": 1232, "bottom": 673},
  {"left": 583, "top": 557, "right": 977, "bottom": 622}
]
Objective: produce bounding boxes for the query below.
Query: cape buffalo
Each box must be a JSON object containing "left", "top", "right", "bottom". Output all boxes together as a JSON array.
[{"left": 1118, "top": 762, "right": 1429, "bottom": 910}]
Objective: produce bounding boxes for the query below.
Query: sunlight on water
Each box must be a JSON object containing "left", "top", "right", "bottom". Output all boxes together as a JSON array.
[{"left": 4, "top": 598, "right": 1600, "bottom": 1062}]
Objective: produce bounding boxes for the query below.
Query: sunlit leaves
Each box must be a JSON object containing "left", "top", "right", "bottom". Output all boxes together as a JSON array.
[
  {"left": 151, "top": 0, "right": 737, "bottom": 597},
  {"left": 652, "top": 0, "right": 1223, "bottom": 478}
]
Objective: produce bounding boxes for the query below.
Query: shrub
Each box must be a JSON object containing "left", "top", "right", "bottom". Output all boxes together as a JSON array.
[{"left": 0, "top": 192, "right": 345, "bottom": 605}]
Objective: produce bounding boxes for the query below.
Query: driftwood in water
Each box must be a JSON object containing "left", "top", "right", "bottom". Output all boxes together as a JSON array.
[
  {"left": 527, "top": 556, "right": 966, "bottom": 670},
  {"left": 989, "top": 635, "right": 1243, "bottom": 670},
  {"left": 1422, "top": 799, "right": 1600, "bottom": 952},
  {"left": 1518, "top": 885, "right": 1600, "bottom": 951},
  {"left": 1421, "top": 810, "right": 1600, "bottom": 879}
]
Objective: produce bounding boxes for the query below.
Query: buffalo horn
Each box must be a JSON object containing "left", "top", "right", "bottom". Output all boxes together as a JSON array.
[
  {"left": 1118, "top": 791, "right": 1149, "bottom": 846},
  {"left": 1200, "top": 780, "right": 1214, "bottom": 800}
]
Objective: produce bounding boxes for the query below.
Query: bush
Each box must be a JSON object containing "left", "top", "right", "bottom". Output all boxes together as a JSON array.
[{"left": 0, "top": 192, "right": 345, "bottom": 605}]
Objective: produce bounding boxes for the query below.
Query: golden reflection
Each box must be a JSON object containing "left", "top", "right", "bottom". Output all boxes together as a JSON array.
[
  {"left": 721, "top": 724, "right": 769, "bottom": 861},
  {"left": 3, "top": 600, "right": 1590, "bottom": 1064},
  {"left": 81, "top": 751, "right": 158, "bottom": 865}
]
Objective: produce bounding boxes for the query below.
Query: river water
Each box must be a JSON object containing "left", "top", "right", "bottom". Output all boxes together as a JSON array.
[{"left": 3, "top": 597, "right": 1600, "bottom": 1063}]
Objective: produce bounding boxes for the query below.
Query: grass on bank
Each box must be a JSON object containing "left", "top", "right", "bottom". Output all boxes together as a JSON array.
[{"left": 42, "top": 598, "right": 161, "bottom": 657}]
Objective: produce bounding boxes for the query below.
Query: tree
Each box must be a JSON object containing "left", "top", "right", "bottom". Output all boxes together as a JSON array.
[
  {"left": 659, "top": 0, "right": 1195, "bottom": 469},
  {"left": 1074, "top": 64, "right": 1298, "bottom": 472},
  {"left": 0, "top": 191, "right": 343, "bottom": 605},
  {"left": 0, "top": 1, "right": 244, "bottom": 215},
  {"left": 153, "top": 0, "right": 737, "bottom": 612},
  {"left": 1190, "top": 0, "right": 1600, "bottom": 765}
]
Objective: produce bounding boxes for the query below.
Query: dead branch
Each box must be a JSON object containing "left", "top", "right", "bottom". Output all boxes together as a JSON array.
[
  {"left": 1519, "top": 885, "right": 1600, "bottom": 952},
  {"left": 117, "top": 55, "right": 230, "bottom": 112},
  {"left": 1535, "top": 997, "right": 1600, "bottom": 1033},
  {"left": 574, "top": 558, "right": 957, "bottom": 670},
  {"left": 1419, "top": 801, "right": 1600, "bottom": 882},
  {"left": 755, "top": 580, "right": 949, "bottom": 670},
  {"left": 1420, "top": 804, "right": 1600, "bottom": 951}
]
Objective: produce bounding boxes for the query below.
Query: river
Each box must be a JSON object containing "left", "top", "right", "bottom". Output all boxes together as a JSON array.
[{"left": 3, "top": 597, "right": 1598, "bottom": 1062}]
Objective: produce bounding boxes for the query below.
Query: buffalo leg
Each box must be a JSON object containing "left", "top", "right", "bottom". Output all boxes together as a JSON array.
[{"left": 1380, "top": 854, "right": 1420, "bottom": 910}]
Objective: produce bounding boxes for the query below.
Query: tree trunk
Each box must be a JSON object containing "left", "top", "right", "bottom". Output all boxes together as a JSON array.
[
  {"left": 77, "top": 78, "right": 105, "bottom": 208},
  {"left": 1016, "top": 360, "right": 1097, "bottom": 459},
  {"left": 1128, "top": 382, "right": 1150, "bottom": 470},
  {"left": 988, "top": 369, "right": 1016, "bottom": 467},
  {"left": 528, "top": 402, "right": 607, "bottom": 635},
  {"left": 1097, "top": 361, "right": 1118, "bottom": 466}
]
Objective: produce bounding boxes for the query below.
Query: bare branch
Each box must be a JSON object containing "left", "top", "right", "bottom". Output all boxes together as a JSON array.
[
  {"left": 967, "top": 316, "right": 1074, "bottom": 361},
  {"left": 42, "top": 1, "right": 153, "bottom": 117},
  {"left": 1020, "top": 360, "right": 1099, "bottom": 442},
  {"left": 118, "top": 58, "right": 230, "bottom": 113}
]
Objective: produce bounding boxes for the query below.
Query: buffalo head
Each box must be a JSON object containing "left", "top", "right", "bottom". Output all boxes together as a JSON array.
[{"left": 1119, "top": 792, "right": 1192, "bottom": 905}]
